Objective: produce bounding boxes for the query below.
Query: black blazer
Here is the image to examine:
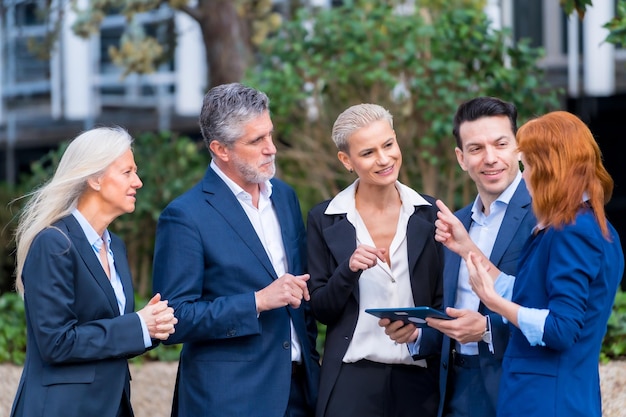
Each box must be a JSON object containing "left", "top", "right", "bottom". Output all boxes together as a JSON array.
[{"left": 307, "top": 192, "right": 444, "bottom": 417}]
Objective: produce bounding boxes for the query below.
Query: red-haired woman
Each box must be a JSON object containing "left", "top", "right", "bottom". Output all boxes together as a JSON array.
[{"left": 467, "top": 111, "right": 624, "bottom": 417}]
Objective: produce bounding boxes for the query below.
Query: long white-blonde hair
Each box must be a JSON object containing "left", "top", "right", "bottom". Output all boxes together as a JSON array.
[{"left": 14, "top": 126, "right": 133, "bottom": 295}]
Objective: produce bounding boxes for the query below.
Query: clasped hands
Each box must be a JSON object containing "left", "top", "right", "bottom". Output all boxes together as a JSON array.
[{"left": 137, "top": 293, "right": 178, "bottom": 341}]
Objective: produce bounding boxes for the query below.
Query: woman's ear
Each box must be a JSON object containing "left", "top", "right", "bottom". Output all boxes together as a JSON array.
[
  {"left": 337, "top": 151, "right": 353, "bottom": 173},
  {"left": 87, "top": 177, "right": 101, "bottom": 191}
]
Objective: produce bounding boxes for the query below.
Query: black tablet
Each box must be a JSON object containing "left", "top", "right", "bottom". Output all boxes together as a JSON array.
[{"left": 365, "top": 306, "right": 453, "bottom": 327}]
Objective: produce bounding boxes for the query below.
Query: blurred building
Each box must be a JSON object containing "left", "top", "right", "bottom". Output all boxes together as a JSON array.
[{"left": 1, "top": 0, "right": 625, "bottom": 185}]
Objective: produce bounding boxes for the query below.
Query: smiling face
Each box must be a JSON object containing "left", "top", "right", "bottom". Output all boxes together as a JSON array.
[
  {"left": 455, "top": 115, "right": 519, "bottom": 208},
  {"left": 338, "top": 119, "right": 401, "bottom": 188},
  {"left": 97, "top": 149, "right": 143, "bottom": 218}
]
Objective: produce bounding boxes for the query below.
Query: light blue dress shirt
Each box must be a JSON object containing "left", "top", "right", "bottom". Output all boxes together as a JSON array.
[{"left": 72, "top": 209, "right": 152, "bottom": 348}]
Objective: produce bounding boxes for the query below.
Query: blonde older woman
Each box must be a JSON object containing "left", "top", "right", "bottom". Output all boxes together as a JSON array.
[{"left": 11, "top": 127, "right": 177, "bottom": 417}]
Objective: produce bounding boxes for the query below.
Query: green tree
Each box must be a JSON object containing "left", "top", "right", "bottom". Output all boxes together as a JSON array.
[
  {"left": 247, "top": 0, "right": 560, "bottom": 211},
  {"left": 14, "top": 0, "right": 283, "bottom": 89},
  {"left": 561, "top": 0, "right": 626, "bottom": 46},
  {"left": 604, "top": 0, "right": 626, "bottom": 47}
]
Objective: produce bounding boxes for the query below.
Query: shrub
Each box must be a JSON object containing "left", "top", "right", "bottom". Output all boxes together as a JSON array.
[
  {"left": 601, "top": 289, "right": 626, "bottom": 362},
  {"left": 247, "top": 0, "right": 560, "bottom": 213},
  {"left": 0, "top": 292, "right": 26, "bottom": 364}
]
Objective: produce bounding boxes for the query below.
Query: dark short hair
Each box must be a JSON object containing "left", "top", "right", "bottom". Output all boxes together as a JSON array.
[{"left": 452, "top": 97, "right": 518, "bottom": 148}]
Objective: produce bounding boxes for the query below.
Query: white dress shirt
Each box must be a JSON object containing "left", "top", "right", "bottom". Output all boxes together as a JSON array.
[
  {"left": 325, "top": 179, "right": 431, "bottom": 366},
  {"left": 210, "top": 161, "right": 303, "bottom": 362}
]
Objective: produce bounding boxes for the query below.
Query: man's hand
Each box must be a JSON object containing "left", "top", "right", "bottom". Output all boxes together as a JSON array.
[
  {"left": 426, "top": 307, "right": 485, "bottom": 344},
  {"left": 377, "top": 318, "right": 420, "bottom": 344},
  {"left": 434, "top": 199, "right": 475, "bottom": 258},
  {"left": 255, "top": 273, "right": 310, "bottom": 313}
]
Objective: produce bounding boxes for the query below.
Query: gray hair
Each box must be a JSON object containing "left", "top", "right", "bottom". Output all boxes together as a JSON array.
[
  {"left": 199, "top": 83, "right": 270, "bottom": 156},
  {"left": 331, "top": 104, "right": 394, "bottom": 153},
  {"left": 14, "top": 126, "right": 133, "bottom": 295}
]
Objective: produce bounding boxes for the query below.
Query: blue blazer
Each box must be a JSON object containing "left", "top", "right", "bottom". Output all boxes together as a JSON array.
[
  {"left": 498, "top": 208, "right": 624, "bottom": 417},
  {"left": 12, "top": 215, "right": 148, "bottom": 417},
  {"left": 307, "top": 194, "right": 444, "bottom": 417},
  {"left": 437, "top": 181, "right": 535, "bottom": 417},
  {"left": 152, "top": 167, "right": 320, "bottom": 417}
]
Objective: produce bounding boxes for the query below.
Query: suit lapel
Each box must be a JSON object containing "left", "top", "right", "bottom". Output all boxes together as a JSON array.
[
  {"left": 406, "top": 207, "right": 433, "bottom": 273},
  {"left": 110, "top": 236, "right": 135, "bottom": 314},
  {"left": 202, "top": 169, "right": 277, "bottom": 279},
  {"left": 443, "top": 206, "right": 472, "bottom": 308},
  {"left": 61, "top": 216, "right": 120, "bottom": 316},
  {"left": 270, "top": 182, "right": 296, "bottom": 273},
  {"left": 323, "top": 216, "right": 359, "bottom": 299},
  {"left": 489, "top": 181, "right": 532, "bottom": 265}
]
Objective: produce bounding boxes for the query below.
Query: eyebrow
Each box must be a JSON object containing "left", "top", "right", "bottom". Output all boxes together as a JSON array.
[
  {"left": 244, "top": 129, "right": 274, "bottom": 144},
  {"left": 465, "top": 135, "right": 510, "bottom": 148},
  {"left": 360, "top": 137, "right": 395, "bottom": 151}
]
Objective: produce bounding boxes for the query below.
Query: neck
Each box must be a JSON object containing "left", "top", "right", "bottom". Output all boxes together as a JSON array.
[
  {"left": 355, "top": 182, "right": 400, "bottom": 211},
  {"left": 76, "top": 197, "right": 112, "bottom": 236}
]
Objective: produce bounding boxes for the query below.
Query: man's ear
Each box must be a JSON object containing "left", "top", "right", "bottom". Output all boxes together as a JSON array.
[
  {"left": 337, "top": 151, "right": 353, "bottom": 173},
  {"left": 455, "top": 147, "right": 468, "bottom": 172},
  {"left": 209, "top": 140, "right": 229, "bottom": 162}
]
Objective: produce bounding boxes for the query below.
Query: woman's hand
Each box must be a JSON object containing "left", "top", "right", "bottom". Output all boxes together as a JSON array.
[
  {"left": 349, "top": 244, "right": 386, "bottom": 272},
  {"left": 467, "top": 252, "right": 499, "bottom": 309},
  {"left": 378, "top": 318, "right": 420, "bottom": 344},
  {"left": 137, "top": 293, "right": 178, "bottom": 340}
]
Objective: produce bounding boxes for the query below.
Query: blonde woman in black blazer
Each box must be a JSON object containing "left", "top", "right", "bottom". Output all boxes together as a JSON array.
[{"left": 307, "top": 104, "right": 444, "bottom": 417}]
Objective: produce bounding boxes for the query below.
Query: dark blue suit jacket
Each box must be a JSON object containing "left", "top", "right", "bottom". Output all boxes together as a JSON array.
[
  {"left": 152, "top": 167, "right": 320, "bottom": 417},
  {"left": 437, "top": 181, "right": 535, "bottom": 417},
  {"left": 12, "top": 215, "right": 147, "bottom": 417},
  {"left": 498, "top": 209, "right": 623, "bottom": 417},
  {"left": 307, "top": 193, "right": 444, "bottom": 417}
]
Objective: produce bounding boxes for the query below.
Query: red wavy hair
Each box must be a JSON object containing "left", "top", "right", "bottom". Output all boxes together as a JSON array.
[{"left": 517, "top": 111, "right": 614, "bottom": 239}]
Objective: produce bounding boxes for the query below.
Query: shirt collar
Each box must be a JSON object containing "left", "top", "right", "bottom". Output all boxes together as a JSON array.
[
  {"left": 71, "top": 208, "right": 110, "bottom": 248},
  {"left": 472, "top": 171, "right": 522, "bottom": 215},
  {"left": 210, "top": 159, "right": 272, "bottom": 199},
  {"left": 325, "top": 179, "right": 431, "bottom": 215}
]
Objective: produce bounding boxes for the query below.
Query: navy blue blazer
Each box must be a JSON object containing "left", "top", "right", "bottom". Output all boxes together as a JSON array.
[
  {"left": 498, "top": 209, "right": 623, "bottom": 417},
  {"left": 307, "top": 193, "right": 444, "bottom": 417},
  {"left": 152, "top": 167, "right": 320, "bottom": 417},
  {"left": 437, "top": 181, "right": 535, "bottom": 417},
  {"left": 12, "top": 215, "right": 148, "bottom": 417}
]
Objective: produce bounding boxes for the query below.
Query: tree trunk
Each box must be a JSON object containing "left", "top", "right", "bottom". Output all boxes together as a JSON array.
[{"left": 198, "top": 0, "right": 250, "bottom": 88}]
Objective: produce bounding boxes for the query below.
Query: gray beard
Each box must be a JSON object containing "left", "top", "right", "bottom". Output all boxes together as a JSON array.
[{"left": 234, "top": 158, "right": 275, "bottom": 184}]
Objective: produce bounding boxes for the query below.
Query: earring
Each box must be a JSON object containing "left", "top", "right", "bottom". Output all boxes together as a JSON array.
[{"left": 348, "top": 169, "right": 353, "bottom": 173}]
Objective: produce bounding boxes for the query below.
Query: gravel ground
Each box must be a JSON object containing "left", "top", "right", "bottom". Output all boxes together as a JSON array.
[{"left": 1, "top": 360, "right": 625, "bottom": 417}]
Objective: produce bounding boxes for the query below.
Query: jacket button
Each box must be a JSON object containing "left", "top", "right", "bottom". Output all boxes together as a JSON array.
[
  {"left": 227, "top": 329, "right": 237, "bottom": 337},
  {"left": 283, "top": 341, "right": 290, "bottom": 349}
]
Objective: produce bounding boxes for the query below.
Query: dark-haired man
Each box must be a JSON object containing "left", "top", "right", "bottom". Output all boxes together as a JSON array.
[{"left": 426, "top": 97, "right": 536, "bottom": 417}]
